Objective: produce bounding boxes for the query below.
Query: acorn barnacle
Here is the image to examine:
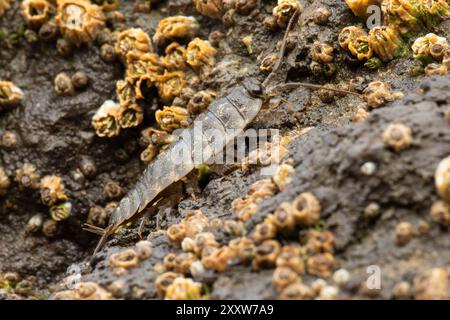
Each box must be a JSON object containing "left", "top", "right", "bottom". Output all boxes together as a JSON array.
[
  {"left": 430, "top": 201, "right": 450, "bottom": 227},
  {"left": 272, "top": 0, "right": 302, "bottom": 28},
  {"left": 272, "top": 163, "right": 295, "bottom": 192},
  {"left": 252, "top": 239, "right": 281, "bottom": 270},
  {"left": 424, "top": 63, "right": 448, "bottom": 76},
  {"left": 362, "top": 81, "right": 397, "bottom": 108},
  {"left": 116, "top": 78, "right": 137, "bottom": 106},
  {"left": 202, "top": 246, "right": 236, "bottom": 272},
  {"left": 93, "top": 0, "right": 120, "bottom": 12},
  {"left": 270, "top": 203, "right": 296, "bottom": 232},
  {"left": 109, "top": 249, "right": 139, "bottom": 270},
  {"left": 311, "top": 42, "right": 334, "bottom": 64},
  {"left": 187, "top": 90, "right": 216, "bottom": 115},
  {"left": 173, "top": 253, "right": 198, "bottom": 274},
  {"left": 306, "top": 253, "right": 336, "bottom": 278},
  {"left": 344, "top": 0, "right": 381, "bottom": 18},
  {"left": 165, "top": 277, "right": 202, "bottom": 300},
  {"left": 70, "top": 282, "right": 112, "bottom": 300},
  {"left": 381, "top": 123, "right": 413, "bottom": 152},
  {"left": 395, "top": 221, "right": 413, "bottom": 246},
  {"left": 15, "top": 163, "right": 40, "bottom": 190},
  {"left": 418, "top": 0, "right": 450, "bottom": 28},
  {"left": 87, "top": 205, "right": 108, "bottom": 227},
  {"left": 272, "top": 266, "right": 301, "bottom": 292},
  {"left": 54, "top": 72, "right": 75, "bottom": 96},
  {"left": 155, "top": 106, "right": 189, "bottom": 132},
  {"left": 279, "top": 282, "right": 314, "bottom": 300},
  {"left": 222, "top": 219, "right": 244, "bottom": 236},
  {"left": 252, "top": 221, "right": 277, "bottom": 243},
  {"left": 155, "top": 272, "right": 183, "bottom": 299},
  {"left": 43, "top": 219, "right": 58, "bottom": 237},
  {"left": 227, "top": 0, "right": 258, "bottom": 15},
  {"left": 0, "top": 167, "right": 10, "bottom": 196},
  {"left": 435, "top": 156, "right": 450, "bottom": 202},
  {"left": 167, "top": 223, "right": 186, "bottom": 246},
  {"left": 368, "top": 26, "right": 405, "bottom": 62},
  {"left": 247, "top": 179, "right": 278, "bottom": 202},
  {"left": 412, "top": 33, "right": 449, "bottom": 63},
  {"left": 55, "top": 0, "right": 105, "bottom": 46},
  {"left": 228, "top": 237, "right": 255, "bottom": 264},
  {"left": 339, "top": 26, "right": 366, "bottom": 52},
  {"left": 153, "top": 16, "right": 200, "bottom": 47},
  {"left": 193, "top": 0, "right": 224, "bottom": 19},
  {"left": 161, "top": 42, "right": 187, "bottom": 71},
  {"left": 39, "top": 175, "right": 68, "bottom": 207},
  {"left": 1, "top": 130, "right": 17, "bottom": 150},
  {"left": 50, "top": 201, "right": 72, "bottom": 221},
  {"left": 156, "top": 71, "right": 186, "bottom": 105},
  {"left": 0, "top": 81, "right": 24, "bottom": 108},
  {"left": 0, "top": 0, "right": 11, "bottom": 17},
  {"left": 92, "top": 100, "right": 121, "bottom": 138},
  {"left": 193, "top": 232, "right": 218, "bottom": 256},
  {"left": 115, "top": 28, "right": 152, "bottom": 62},
  {"left": 20, "top": 0, "right": 53, "bottom": 29},
  {"left": 382, "top": 0, "right": 424, "bottom": 36},
  {"left": 103, "top": 180, "right": 123, "bottom": 200},
  {"left": 117, "top": 103, "right": 143, "bottom": 129},
  {"left": 276, "top": 244, "right": 305, "bottom": 274},
  {"left": 259, "top": 53, "right": 279, "bottom": 74},
  {"left": 185, "top": 38, "right": 217, "bottom": 70},
  {"left": 291, "top": 192, "right": 321, "bottom": 227},
  {"left": 305, "top": 230, "right": 335, "bottom": 254},
  {"left": 348, "top": 35, "right": 373, "bottom": 61},
  {"left": 126, "top": 52, "right": 161, "bottom": 80}
]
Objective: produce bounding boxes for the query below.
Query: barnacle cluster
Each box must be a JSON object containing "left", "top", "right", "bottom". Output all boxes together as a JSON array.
[
  {"left": 153, "top": 16, "right": 200, "bottom": 47},
  {"left": 412, "top": 33, "right": 449, "bottom": 75},
  {"left": 272, "top": 0, "right": 302, "bottom": 28},
  {"left": 310, "top": 42, "right": 335, "bottom": 77},
  {"left": 54, "top": 282, "right": 112, "bottom": 300},
  {"left": 363, "top": 81, "right": 403, "bottom": 108},
  {"left": 341, "top": 0, "right": 449, "bottom": 68}
]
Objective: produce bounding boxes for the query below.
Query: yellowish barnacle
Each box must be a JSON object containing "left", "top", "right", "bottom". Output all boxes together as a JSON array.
[
  {"left": 116, "top": 78, "right": 137, "bottom": 106},
  {"left": 155, "top": 106, "right": 189, "bottom": 132},
  {"left": 55, "top": 282, "right": 112, "bottom": 300},
  {"left": 0, "top": 167, "right": 10, "bottom": 196},
  {"left": 156, "top": 71, "right": 186, "bottom": 105},
  {"left": 270, "top": 203, "right": 296, "bottom": 232},
  {"left": 115, "top": 28, "right": 152, "bottom": 62},
  {"left": 228, "top": 237, "right": 255, "bottom": 264},
  {"left": 193, "top": 232, "right": 218, "bottom": 256},
  {"left": 165, "top": 277, "right": 202, "bottom": 300},
  {"left": 382, "top": 0, "right": 424, "bottom": 36},
  {"left": 339, "top": 26, "right": 366, "bottom": 52},
  {"left": 40, "top": 175, "right": 68, "bottom": 207},
  {"left": 368, "top": 26, "right": 405, "bottom": 62},
  {"left": 15, "top": 163, "right": 40, "bottom": 190},
  {"left": 50, "top": 201, "right": 72, "bottom": 221},
  {"left": 92, "top": 100, "right": 121, "bottom": 138},
  {"left": 311, "top": 42, "right": 334, "bottom": 64},
  {"left": 155, "top": 272, "right": 182, "bottom": 299},
  {"left": 21, "top": 0, "right": 53, "bottom": 29},
  {"left": 279, "top": 282, "right": 314, "bottom": 300},
  {"left": 187, "top": 90, "right": 216, "bottom": 115},
  {"left": 419, "top": 0, "right": 450, "bottom": 28},
  {"left": 173, "top": 252, "right": 197, "bottom": 274},
  {"left": 435, "top": 156, "right": 450, "bottom": 202},
  {"left": 252, "top": 221, "right": 277, "bottom": 243},
  {"left": 424, "top": 63, "right": 448, "bottom": 76},
  {"left": 344, "top": 0, "right": 381, "bottom": 18},
  {"left": 109, "top": 249, "right": 139, "bottom": 269},
  {"left": 348, "top": 35, "right": 373, "bottom": 61},
  {"left": 362, "top": 81, "right": 398, "bottom": 108},
  {"left": 382, "top": 123, "right": 413, "bottom": 151},
  {"left": 273, "top": 266, "right": 301, "bottom": 292},
  {"left": 259, "top": 53, "right": 279, "bottom": 74},
  {"left": 252, "top": 239, "right": 281, "bottom": 271},
  {"left": 87, "top": 205, "right": 108, "bottom": 227},
  {"left": 0, "top": 0, "right": 11, "bottom": 17},
  {"left": 273, "top": 163, "right": 295, "bottom": 191},
  {"left": 276, "top": 244, "right": 305, "bottom": 274},
  {"left": 55, "top": 0, "right": 105, "bottom": 46},
  {"left": 193, "top": 0, "right": 224, "bottom": 19},
  {"left": 291, "top": 192, "right": 321, "bottom": 226},
  {"left": 140, "top": 144, "right": 158, "bottom": 163},
  {"left": 161, "top": 42, "right": 187, "bottom": 70},
  {"left": 306, "top": 253, "right": 336, "bottom": 278},
  {"left": 272, "top": 0, "right": 302, "bottom": 28},
  {"left": 430, "top": 201, "right": 450, "bottom": 227},
  {"left": 126, "top": 52, "right": 162, "bottom": 80},
  {"left": 117, "top": 103, "right": 143, "bottom": 129},
  {"left": 54, "top": 72, "right": 75, "bottom": 96},
  {"left": 153, "top": 16, "right": 200, "bottom": 46},
  {"left": 202, "top": 246, "right": 236, "bottom": 272},
  {"left": 0, "top": 81, "right": 24, "bottom": 108},
  {"left": 185, "top": 38, "right": 217, "bottom": 70},
  {"left": 140, "top": 127, "right": 174, "bottom": 146},
  {"left": 305, "top": 230, "right": 335, "bottom": 254},
  {"left": 167, "top": 223, "right": 186, "bottom": 246},
  {"left": 412, "top": 33, "right": 449, "bottom": 63}
]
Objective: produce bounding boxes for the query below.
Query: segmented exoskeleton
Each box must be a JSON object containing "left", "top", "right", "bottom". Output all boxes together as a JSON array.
[{"left": 85, "top": 10, "right": 361, "bottom": 256}]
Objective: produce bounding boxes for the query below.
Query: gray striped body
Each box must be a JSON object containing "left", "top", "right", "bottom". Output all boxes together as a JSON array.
[{"left": 109, "top": 84, "right": 263, "bottom": 227}]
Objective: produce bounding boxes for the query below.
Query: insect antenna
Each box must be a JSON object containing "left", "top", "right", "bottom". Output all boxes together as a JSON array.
[
  {"left": 83, "top": 223, "right": 106, "bottom": 236},
  {"left": 268, "top": 82, "right": 362, "bottom": 97}
]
